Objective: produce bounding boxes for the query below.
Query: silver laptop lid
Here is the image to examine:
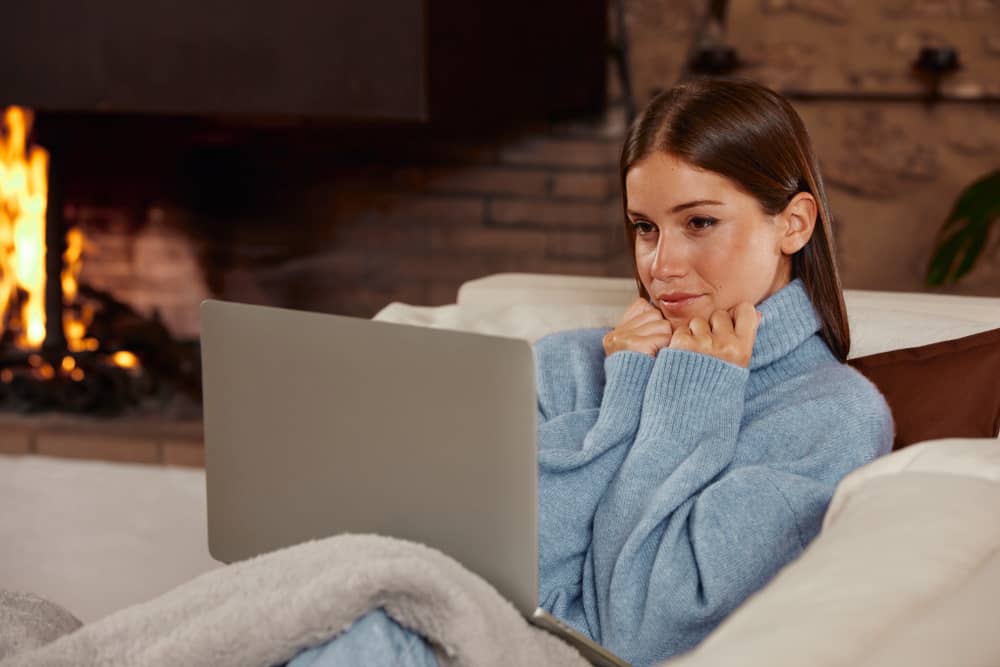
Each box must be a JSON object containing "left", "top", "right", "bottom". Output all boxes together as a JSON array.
[{"left": 200, "top": 299, "right": 538, "bottom": 616}]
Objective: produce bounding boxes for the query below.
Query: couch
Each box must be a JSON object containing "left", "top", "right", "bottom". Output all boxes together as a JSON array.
[{"left": 2, "top": 272, "right": 998, "bottom": 666}]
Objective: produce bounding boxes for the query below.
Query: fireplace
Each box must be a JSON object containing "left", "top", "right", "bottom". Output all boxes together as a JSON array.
[{"left": 0, "top": 2, "right": 614, "bottom": 444}]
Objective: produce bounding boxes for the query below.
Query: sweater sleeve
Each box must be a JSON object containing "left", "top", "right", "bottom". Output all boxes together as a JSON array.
[
  {"left": 574, "top": 349, "right": 893, "bottom": 666},
  {"left": 533, "top": 332, "right": 656, "bottom": 632}
]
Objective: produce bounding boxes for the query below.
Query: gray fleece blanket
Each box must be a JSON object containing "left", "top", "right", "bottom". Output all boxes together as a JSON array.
[{"left": 1, "top": 534, "right": 589, "bottom": 667}]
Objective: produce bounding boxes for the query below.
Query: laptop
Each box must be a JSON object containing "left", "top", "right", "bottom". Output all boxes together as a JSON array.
[{"left": 200, "top": 299, "right": 631, "bottom": 667}]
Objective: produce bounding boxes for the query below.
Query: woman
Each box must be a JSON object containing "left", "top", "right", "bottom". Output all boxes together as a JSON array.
[{"left": 288, "top": 77, "right": 894, "bottom": 667}]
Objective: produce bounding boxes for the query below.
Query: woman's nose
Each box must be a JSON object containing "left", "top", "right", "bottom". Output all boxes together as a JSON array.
[{"left": 650, "top": 237, "right": 688, "bottom": 279}]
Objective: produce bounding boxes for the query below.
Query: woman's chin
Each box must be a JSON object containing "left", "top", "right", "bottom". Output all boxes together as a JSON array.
[
  {"left": 657, "top": 299, "right": 731, "bottom": 330},
  {"left": 663, "top": 315, "right": 692, "bottom": 332},
  {"left": 660, "top": 308, "right": 713, "bottom": 331}
]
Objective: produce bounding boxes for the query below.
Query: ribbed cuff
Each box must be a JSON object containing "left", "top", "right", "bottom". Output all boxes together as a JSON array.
[
  {"left": 637, "top": 348, "right": 748, "bottom": 437},
  {"left": 537, "top": 351, "right": 654, "bottom": 472},
  {"left": 598, "top": 350, "right": 656, "bottom": 429}
]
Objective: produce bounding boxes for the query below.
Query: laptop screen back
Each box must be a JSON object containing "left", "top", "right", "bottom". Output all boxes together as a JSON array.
[{"left": 200, "top": 299, "right": 539, "bottom": 616}]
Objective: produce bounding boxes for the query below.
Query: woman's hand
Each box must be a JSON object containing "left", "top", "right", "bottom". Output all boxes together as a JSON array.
[
  {"left": 603, "top": 298, "right": 674, "bottom": 358},
  {"left": 667, "top": 302, "right": 762, "bottom": 368}
]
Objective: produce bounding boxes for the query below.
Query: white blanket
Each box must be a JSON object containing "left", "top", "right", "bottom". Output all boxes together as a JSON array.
[{"left": 2, "top": 535, "right": 587, "bottom": 667}]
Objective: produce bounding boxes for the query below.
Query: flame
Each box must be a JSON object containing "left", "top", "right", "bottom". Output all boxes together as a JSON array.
[
  {"left": 111, "top": 350, "right": 139, "bottom": 369},
  {"left": 0, "top": 106, "right": 95, "bottom": 355},
  {"left": 62, "top": 227, "right": 83, "bottom": 301},
  {"left": 0, "top": 106, "right": 48, "bottom": 348},
  {"left": 63, "top": 227, "right": 94, "bottom": 352}
]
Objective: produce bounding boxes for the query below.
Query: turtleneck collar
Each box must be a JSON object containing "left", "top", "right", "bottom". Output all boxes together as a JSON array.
[{"left": 749, "top": 278, "right": 822, "bottom": 370}]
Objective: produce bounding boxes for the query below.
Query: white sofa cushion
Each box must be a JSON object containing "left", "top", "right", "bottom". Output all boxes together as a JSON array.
[{"left": 383, "top": 272, "right": 1000, "bottom": 359}]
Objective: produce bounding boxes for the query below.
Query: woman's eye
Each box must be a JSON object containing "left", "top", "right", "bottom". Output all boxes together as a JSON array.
[
  {"left": 689, "top": 216, "right": 717, "bottom": 230},
  {"left": 632, "top": 220, "right": 656, "bottom": 236}
]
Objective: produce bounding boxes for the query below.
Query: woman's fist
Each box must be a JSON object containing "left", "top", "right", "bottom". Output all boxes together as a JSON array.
[
  {"left": 667, "top": 302, "right": 762, "bottom": 368},
  {"left": 603, "top": 298, "right": 674, "bottom": 358}
]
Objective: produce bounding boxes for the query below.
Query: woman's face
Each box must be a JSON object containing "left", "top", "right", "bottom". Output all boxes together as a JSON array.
[{"left": 626, "top": 151, "right": 808, "bottom": 330}]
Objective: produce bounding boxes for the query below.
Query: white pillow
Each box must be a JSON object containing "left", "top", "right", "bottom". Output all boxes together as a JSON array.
[
  {"left": 374, "top": 302, "right": 620, "bottom": 343},
  {"left": 390, "top": 273, "right": 1000, "bottom": 356},
  {"left": 376, "top": 295, "right": 1000, "bottom": 359}
]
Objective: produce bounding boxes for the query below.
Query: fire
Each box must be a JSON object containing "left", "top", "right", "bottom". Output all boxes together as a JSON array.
[
  {"left": 111, "top": 350, "right": 139, "bottom": 370},
  {"left": 63, "top": 227, "right": 98, "bottom": 352},
  {"left": 0, "top": 106, "right": 48, "bottom": 348},
  {"left": 0, "top": 105, "right": 142, "bottom": 397}
]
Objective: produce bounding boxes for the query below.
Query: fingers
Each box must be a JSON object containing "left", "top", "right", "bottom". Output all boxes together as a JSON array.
[
  {"left": 622, "top": 297, "right": 658, "bottom": 323},
  {"left": 631, "top": 319, "right": 673, "bottom": 339},
  {"left": 669, "top": 317, "right": 710, "bottom": 355},
  {"left": 667, "top": 327, "right": 693, "bottom": 350},
  {"left": 732, "top": 302, "right": 761, "bottom": 341},
  {"left": 687, "top": 317, "right": 711, "bottom": 338},
  {"left": 619, "top": 298, "right": 664, "bottom": 332},
  {"left": 626, "top": 310, "right": 667, "bottom": 332},
  {"left": 667, "top": 304, "right": 761, "bottom": 368},
  {"left": 608, "top": 298, "right": 762, "bottom": 365},
  {"left": 604, "top": 300, "right": 673, "bottom": 358},
  {"left": 708, "top": 310, "right": 734, "bottom": 336},
  {"left": 606, "top": 320, "right": 673, "bottom": 346},
  {"left": 606, "top": 310, "right": 665, "bottom": 353}
]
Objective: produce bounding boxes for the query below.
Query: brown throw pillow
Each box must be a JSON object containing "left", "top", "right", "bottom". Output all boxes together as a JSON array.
[{"left": 847, "top": 327, "right": 1000, "bottom": 451}]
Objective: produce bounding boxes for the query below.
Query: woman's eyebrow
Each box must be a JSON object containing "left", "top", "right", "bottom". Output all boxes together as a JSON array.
[
  {"left": 627, "top": 200, "right": 724, "bottom": 219},
  {"left": 669, "top": 199, "right": 724, "bottom": 213}
]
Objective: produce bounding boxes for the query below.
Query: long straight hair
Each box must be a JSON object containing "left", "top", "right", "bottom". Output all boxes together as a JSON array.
[{"left": 620, "top": 77, "right": 851, "bottom": 361}]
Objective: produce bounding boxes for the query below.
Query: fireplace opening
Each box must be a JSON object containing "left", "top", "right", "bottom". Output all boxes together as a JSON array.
[{"left": 0, "top": 107, "right": 201, "bottom": 417}]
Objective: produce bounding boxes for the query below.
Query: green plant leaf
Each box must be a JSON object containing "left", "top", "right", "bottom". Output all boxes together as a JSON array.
[{"left": 925, "top": 170, "right": 1000, "bottom": 286}]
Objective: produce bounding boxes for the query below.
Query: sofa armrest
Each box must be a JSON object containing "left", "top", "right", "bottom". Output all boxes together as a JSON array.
[{"left": 662, "top": 437, "right": 1000, "bottom": 667}]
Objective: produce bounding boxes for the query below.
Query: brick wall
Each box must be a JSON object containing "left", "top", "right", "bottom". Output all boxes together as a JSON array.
[{"left": 73, "top": 88, "right": 633, "bottom": 340}]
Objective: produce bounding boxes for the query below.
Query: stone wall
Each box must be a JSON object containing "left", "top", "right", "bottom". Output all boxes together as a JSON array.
[{"left": 683, "top": 0, "right": 998, "bottom": 294}]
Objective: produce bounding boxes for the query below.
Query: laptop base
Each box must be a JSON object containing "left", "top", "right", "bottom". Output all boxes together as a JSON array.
[{"left": 530, "top": 608, "right": 633, "bottom": 667}]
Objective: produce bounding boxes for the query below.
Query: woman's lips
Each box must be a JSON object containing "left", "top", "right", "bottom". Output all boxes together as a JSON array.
[{"left": 658, "top": 294, "right": 703, "bottom": 312}]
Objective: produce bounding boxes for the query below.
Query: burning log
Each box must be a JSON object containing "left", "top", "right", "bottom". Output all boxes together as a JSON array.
[
  {"left": 6, "top": 368, "right": 51, "bottom": 412},
  {"left": 53, "top": 360, "right": 134, "bottom": 415},
  {"left": 0, "top": 280, "right": 201, "bottom": 416},
  {"left": 77, "top": 283, "right": 201, "bottom": 400},
  {"left": 0, "top": 351, "right": 147, "bottom": 415}
]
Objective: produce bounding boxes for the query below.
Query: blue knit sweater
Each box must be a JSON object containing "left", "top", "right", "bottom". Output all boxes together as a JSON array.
[{"left": 534, "top": 278, "right": 893, "bottom": 667}]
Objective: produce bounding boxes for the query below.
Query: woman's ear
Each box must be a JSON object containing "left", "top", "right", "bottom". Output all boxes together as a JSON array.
[{"left": 778, "top": 192, "right": 817, "bottom": 255}]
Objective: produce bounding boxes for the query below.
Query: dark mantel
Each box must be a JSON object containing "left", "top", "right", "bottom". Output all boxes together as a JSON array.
[{"left": 3, "top": 0, "right": 606, "bottom": 124}]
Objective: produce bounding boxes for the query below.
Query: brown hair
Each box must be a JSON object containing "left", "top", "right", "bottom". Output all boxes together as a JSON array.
[{"left": 620, "top": 77, "right": 850, "bottom": 361}]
